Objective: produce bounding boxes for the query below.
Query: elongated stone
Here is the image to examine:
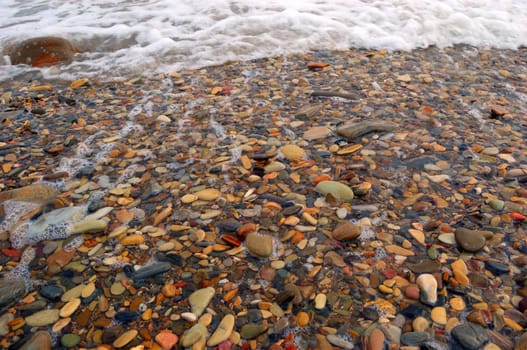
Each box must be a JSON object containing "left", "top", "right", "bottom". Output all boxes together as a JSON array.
[
  {"left": 25, "top": 309, "right": 60, "bottom": 327},
  {"left": 181, "top": 323, "right": 207, "bottom": 347},
  {"left": 337, "top": 121, "right": 397, "bottom": 140},
  {"left": 131, "top": 262, "right": 171, "bottom": 281},
  {"left": 20, "top": 331, "right": 52, "bottom": 350},
  {"left": 416, "top": 273, "right": 437, "bottom": 305},
  {"left": 207, "top": 314, "right": 235, "bottom": 346},
  {"left": 70, "top": 219, "right": 107, "bottom": 234}
]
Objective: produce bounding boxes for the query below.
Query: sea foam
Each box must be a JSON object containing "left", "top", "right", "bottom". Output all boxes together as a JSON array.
[{"left": 1, "top": 0, "right": 526, "bottom": 81}]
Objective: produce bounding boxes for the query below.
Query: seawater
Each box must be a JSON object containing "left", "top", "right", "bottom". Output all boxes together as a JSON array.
[{"left": 1, "top": 0, "right": 526, "bottom": 81}]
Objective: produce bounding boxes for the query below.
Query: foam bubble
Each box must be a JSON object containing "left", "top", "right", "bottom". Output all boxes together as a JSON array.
[{"left": 2, "top": 1, "right": 527, "bottom": 81}]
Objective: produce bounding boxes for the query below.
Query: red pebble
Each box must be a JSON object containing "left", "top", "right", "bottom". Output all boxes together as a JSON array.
[
  {"left": 218, "top": 340, "right": 233, "bottom": 350},
  {"left": 2, "top": 248, "right": 21, "bottom": 258},
  {"left": 512, "top": 212, "right": 526, "bottom": 221}
]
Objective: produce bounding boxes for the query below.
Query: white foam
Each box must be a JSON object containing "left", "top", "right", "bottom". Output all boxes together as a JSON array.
[{"left": 1, "top": 0, "right": 526, "bottom": 81}]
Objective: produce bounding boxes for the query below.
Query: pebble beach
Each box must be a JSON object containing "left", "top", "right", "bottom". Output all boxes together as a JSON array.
[{"left": 1, "top": 45, "right": 527, "bottom": 350}]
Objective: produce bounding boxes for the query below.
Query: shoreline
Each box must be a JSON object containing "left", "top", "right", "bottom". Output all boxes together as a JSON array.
[{"left": 1, "top": 46, "right": 527, "bottom": 349}]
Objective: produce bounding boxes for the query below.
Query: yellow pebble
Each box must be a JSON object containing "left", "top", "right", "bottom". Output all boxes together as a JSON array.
[{"left": 297, "top": 311, "right": 310, "bottom": 327}]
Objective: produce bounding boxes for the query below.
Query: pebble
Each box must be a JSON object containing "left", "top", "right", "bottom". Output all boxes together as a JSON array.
[
  {"left": 189, "top": 287, "right": 215, "bottom": 317},
  {"left": 332, "top": 221, "right": 361, "bottom": 240},
  {"left": 368, "top": 328, "right": 385, "bottom": 350},
  {"left": 60, "top": 333, "right": 81, "bottom": 348},
  {"left": 113, "top": 329, "right": 138, "bottom": 348},
  {"left": 155, "top": 331, "right": 178, "bottom": 350},
  {"left": 281, "top": 144, "right": 305, "bottom": 160},
  {"left": 19, "top": 331, "right": 52, "bottom": 350},
  {"left": 416, "top": 273, "right": 437, "bottom": 305},
  {"left": 315, "top": 293, "right": 327, "bottom": 309},
  {"left": 400, "top": 332, "right": 430, "bottom": 345},
  {"left": 451, "top": 323, "right": 489, "bottom": 350},
  {"left": 246, "top": 232, "right": 273, "bottom": 257},
  {"left": 455, "top": 228, "right": 488, "bottom": 252},
  {"left": 326, "top": 334, "right": 355, "bottom": 349},
  {"left": 59, "top": 297, "right": 81, "bottom": 317},
  {"left": 25, "top": 309, "right": 60, "bottom": 327},
  {"left": 195, "top": 188, "right": 221, "bottom": 201},
  {"left": 431, "top": 306, "right": 447, "bottom": 325},
  {"left": 207, "top": 314, "right": 235, "bottom": 346},
  {"left": 412, "top": 316, "right": 429, "bottom": 332},
  {"left": 240, "top": 323, "right": 268, "bottom": 339},
  {"left": 315, "top": 181, "right": 355, "bottom": 201}
]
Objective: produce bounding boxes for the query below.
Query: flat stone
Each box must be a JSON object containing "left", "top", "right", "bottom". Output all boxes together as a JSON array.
[
  {"left": 400, "top": 332, "right": 430, "bottom": 345},
  {"left": 113, "top": 329, "right": 138, "bottom": 348},
  {"left": 131, "top": 262, "right": 171, "bottom": 281},
  {"left": 337, "top": 121, "right": 397, "bottom": 140},
  {"left": 246, "top": 232, "right": 273, "bottom": 258},
  {"left": 0, "top": 278, "right": 28, "bottom": 306},
  {"left": 195, "top": 188, "right": 221, "bottom": 201},
  {"left": 207, "top": 314, "right": 235, "bottom": 346},
  {"left": 0, "top": 313, "right": 13, "bottom": 336},
  {"left": 155, "top": 331, "right": 178, "bottom": 350},
  {"left": 303, "top": 126, "right": 331, "bottom": 140},
  {"left": 333, "top": 221, "right": 361, "bottom": 240},
  {"left": 61, "top": 334, "right": 81, "bottom": 348},
  {"left": 455, "top": 228, "right": 488, "bottom": 252},
  {"left": 412, "top": 316, "right": 429, "bottom": 332},
  {"left": 281, "top": 144, "right": 305, "bottom": 160},
  {"left": 431, "top": 306, "right": 447, "bottom": 325},
  {"left": 315, "top": 181, "right": 354, "bottom": 201},
  {"left": 25, "top": 309, "right": 60, "bottom": 327},
  {"left": 315, "top": 293, "right": 327, "bottom": 310},
  {"left": 189, "top": 287, "right": 215, "bottom": 317},
  {"left": 20, "top": 331, "right": 52, "bottom": 350},
  {"left": 240, "top": 323, "right": 268, "bottom": 339},
  {"left": 59, "top": 297, "right": 81, "bottom": 317},
  {"left": 326, "top": 334, "right": 355, "bottom": 349},
  {"left": 368, "top": 328, "right": 385, "bottom": 350},
  {"left": 451, "top": 323, "right": 489, "bottom": 350},
  {"left": 181, "top": 324, "right": 207, "bottom": 347}
]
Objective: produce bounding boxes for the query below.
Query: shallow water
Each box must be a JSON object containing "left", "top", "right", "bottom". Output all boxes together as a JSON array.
[{"left": 1, "top": 0, "right": 527, "bottom": 81}]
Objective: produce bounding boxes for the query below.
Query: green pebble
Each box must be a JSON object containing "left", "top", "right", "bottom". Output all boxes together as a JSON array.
[
  {"left": 489, "top": 199, "right": 504, "bottom": 211},
  {"left": 61, "top": 334, "right": 81, "bottom": 348},
  {"left": 427, "top": 247, "right": 439, "bottom": 260}
]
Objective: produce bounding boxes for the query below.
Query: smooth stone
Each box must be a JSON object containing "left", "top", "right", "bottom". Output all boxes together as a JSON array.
[
  {"left": 326, "top": 334, "right": 355, "bottom": 349},
  {"left": 303, "top": 126, "right": 331, "bottom": 140},
  {"left": 315, "top": 293, "right": 327, "bottom": 310},
  {"left": 400, "top": 332, "right": 430, "bottom": 345},
  {"left": 20, "top": 331, "right": 52, "bottom": 350},
  {"left": 515, "top": 332, "right": 527, "bottom": 350},
  {"left": 240, "top": 323, "right": 268, "bottom": 339},
  {"left": 207, "top": 314, "right": 235, "bottom": 346},
  {"left": 189, "top": 287, "right": 215, "bottom": 317},
  {"left": 131, "top": 262, "right": 171, "bottom": 281},
  {"left": 25, "top": 309, "right": 60, "bottom": 327},
  {"left": 113, "top": 329, "right": 138, "bottom": 348},
  {"left": 110, "top": 282, "right": 126, "bottom": 295},
  {"left": 70, "top": 219, "right": 108, "bottom": 234},
  {"left": 337, "top": 121, "right": 397, "bottom": 140},
  {"left": 485, "top": 260, "right": 510, "bottom": 275},
  {"left": 407, "top": 260, "right": 441, "bottom": 273},
  {"left": 438, "top": 233, "right": 456, "bottom": 245},
  {"left": 405, "top": 284, "right": 420, "bottom": 300},
  {"left": 246, "top": 232, "right": 273, "bottom": 258},
  {"left": 61, "top": 333, "right": 81, "bottom": 348},
  {"left": 195, "top": 188, "right": 221, "bottom": 201},
  {"left": 451, "top": 323, "right": 489, "bottom": 350},
  {"left": 431, "top": 306, "right": 447, "bottom": 325},
  {"left": 155, "top": 331, "right": 178, "bottom": 350},
  {"left": 412, "top": 316, "right": 429, "bottom": 332},
  {"left": 455, "top": 228, "right": 488, "bottom": 252},
  {"left": 489, "top": 199, "right": 505, "bottom": 211},
  {"left": 59, "top": 297, "right": 81, "bottom": 317},
  {"left": 379, "top": 324, "right": 401, "bottom": 344},
  {"left": 333, "top": 221, "right": 361, "bottom": 240},
  {"left": 416, "top": 274, "right": 437, "bottom": 306},
  {"left": 0, "top": 313, "right": 14, "bottom": 336},
  {"left": 281, "top": 144, "right": 305, "bottom": 160},
  {"left": 61, "top": 284, "right": 85, "bottom": 302},
  {"left": 315, "top": 181, "right": 354, "bottom": 202},
  {"left": 0, "top": 278, "right": 28, "bottom": 306},
  {"left": 264, "top": 161, "right": 286, "bottom": 173},
  {"left": 7, "top": 36, "right": 77, "bottom": 66},
  {"left": 368, "top": 328, "right": 385, "bottom": 350},
  {"left": 181, "top": 323, "right": 207, "bottom": 347}
]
